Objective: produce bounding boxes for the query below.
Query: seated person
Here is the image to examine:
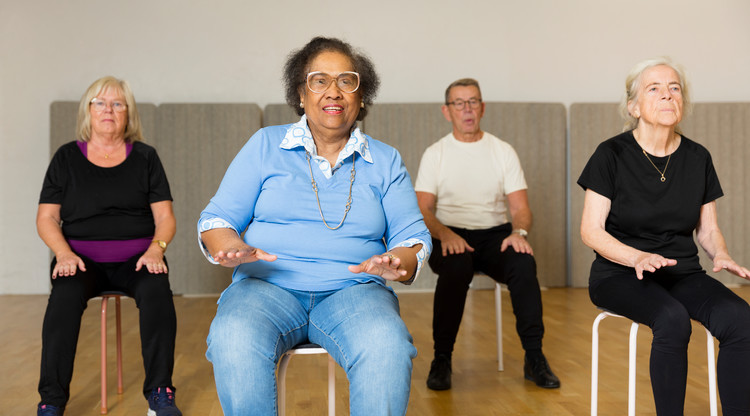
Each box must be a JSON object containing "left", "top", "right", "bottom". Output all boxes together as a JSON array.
[{"left": 198, "top": 36, "right": 431, "bottom": 416}]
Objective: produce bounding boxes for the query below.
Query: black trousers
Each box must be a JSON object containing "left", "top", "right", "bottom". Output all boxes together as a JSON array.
[
  {"left": 38, "top": 254, "right": 177, "bottom": 408},
  {"left": 590, "top": 269, "right": 750, "bottom": 416},
  {"left": 429, "top": 223, "right": 545, "bottom": 355}
]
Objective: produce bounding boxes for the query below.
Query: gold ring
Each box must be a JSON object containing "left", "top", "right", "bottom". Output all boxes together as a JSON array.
[{"left": 388, "top": 254, "right": 396, "bottom": 261}]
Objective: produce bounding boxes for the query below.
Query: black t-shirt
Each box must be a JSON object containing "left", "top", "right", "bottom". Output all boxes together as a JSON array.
[
  {"left": 577, "top": 131, "right": 723, "bottom": 281},
  {"left": 39, "top": 141, "right": 172, "bottom": 240}
]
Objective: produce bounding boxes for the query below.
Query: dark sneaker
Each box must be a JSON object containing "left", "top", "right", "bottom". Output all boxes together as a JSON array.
[
  {"left": 426, "top": 354, "right": 452, "bottom": 390},
  {"left": 524, "top": 353, "right": 561, "bottom": 389},
  {"left": 37, "top": 404, "right": 64, "bottom": 416},
  {"left": 147, "top": 387, "right": 183, "bottom": 416}
]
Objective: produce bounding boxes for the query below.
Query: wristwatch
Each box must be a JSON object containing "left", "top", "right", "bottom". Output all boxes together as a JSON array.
[
  {"left": 153, "top": 239, "right": 168, "bottom": 252},
  {"left": 512, "top": 228, "right": 528, "bottom": 238}
]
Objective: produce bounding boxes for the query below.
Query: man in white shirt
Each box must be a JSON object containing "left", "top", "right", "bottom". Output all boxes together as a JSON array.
[{"left": 415, "top": 78, "right": 559, "bottom": 390}]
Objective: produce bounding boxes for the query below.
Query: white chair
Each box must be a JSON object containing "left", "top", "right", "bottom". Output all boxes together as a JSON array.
[
  {"left": 99, "top": 291, "right": 126, "bottom": 415},
  {"left": 494, "top": 282, "right": 504, "bottom": 371},
  {"left": 277, "top": 343, "right": 336, "bottom": 416},
  {"left": 591, "top": 310, "right": 718, "bottom": 416}
]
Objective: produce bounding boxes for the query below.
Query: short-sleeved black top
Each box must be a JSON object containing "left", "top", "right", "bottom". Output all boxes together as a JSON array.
[
  {"left": 577, "top": 131, "right": 723, "bottom": 281},
  {"left": 39, "top": 141, "right": 172, "bottom": 241}
]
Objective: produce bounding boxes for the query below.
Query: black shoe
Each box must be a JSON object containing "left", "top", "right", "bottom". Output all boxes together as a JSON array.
[
  {"left": 427, "top": 355, "right": 452, "bottom": 390},
  {"left": 524, "top": 354, "right": 560, "bottom": 389}
]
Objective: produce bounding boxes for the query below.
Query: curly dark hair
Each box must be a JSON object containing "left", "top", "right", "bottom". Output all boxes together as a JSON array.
[{"left": 283, "top": 37, "right": 380, "bottom": 121}]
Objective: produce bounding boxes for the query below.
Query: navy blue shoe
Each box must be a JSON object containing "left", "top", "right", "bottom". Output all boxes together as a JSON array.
[
  {"left": 37, "top": 404, "right": 63, "bottom": 416},
  {"left": 147, "top": 387, "right": 182, "bottom": 416}
]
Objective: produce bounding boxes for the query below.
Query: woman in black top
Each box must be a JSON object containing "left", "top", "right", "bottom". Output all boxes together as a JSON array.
[
  {"left": 36, "top": 77, "right": 181, "bottom": 416},
  {"left": 579, "top": 58, "right": 750, "bottom": 415}
]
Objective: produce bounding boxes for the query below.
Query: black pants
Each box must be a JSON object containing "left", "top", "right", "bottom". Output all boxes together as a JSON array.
[
  {"left": 590, "top": 270, "right": 750, "bottom": 416},
  {"left": 429, "top": 224, "right": 545, "bottom": 355},
  {"left": 38, "top": 254, "right": 177, "bottom": 408}
]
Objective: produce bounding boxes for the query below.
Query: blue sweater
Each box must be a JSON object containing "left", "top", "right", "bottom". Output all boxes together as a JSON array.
[{"left": 199, "top": 118, "right": 431, "bottom": 291}]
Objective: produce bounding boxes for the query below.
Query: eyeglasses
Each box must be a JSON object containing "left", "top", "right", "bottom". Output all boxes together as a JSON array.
[
  {"left": 90, "top": 98, "right": 128, "bottom": 113},
  {"left": 447, "top": 98, "right": 482, "bottom": 110},
  {"left": 306, "top": 71, "right": 360, "bottom": 94}
]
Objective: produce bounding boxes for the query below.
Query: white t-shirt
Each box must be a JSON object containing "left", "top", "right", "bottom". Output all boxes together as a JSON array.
[{"left": 414, "top": 132, "right": 527, "bottom": 230}]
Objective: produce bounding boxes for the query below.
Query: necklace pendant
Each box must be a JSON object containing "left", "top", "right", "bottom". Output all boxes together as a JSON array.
[{"left": 660, "top": 176, "right": 666, "bottom": 182}]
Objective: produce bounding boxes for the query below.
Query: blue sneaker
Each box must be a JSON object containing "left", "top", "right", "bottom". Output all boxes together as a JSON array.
[
  {"left": 147, "top": 387, "right": 182, "bottom": 416},
  {"left": 37, "top": 404, "right": 63, "bottom": 416}
]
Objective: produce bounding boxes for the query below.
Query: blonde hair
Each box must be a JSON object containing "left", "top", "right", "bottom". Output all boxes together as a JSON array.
[
  {"left": 620, "top": 57, "right": 691, "bottom": 133},
  {"left": 76, "top": 76, "right": 144, "bottom": 142}
]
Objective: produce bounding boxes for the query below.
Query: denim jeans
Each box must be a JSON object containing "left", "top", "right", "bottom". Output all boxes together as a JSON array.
[{"left": 206, "top": 278, "right": 417, "bottom": 416}]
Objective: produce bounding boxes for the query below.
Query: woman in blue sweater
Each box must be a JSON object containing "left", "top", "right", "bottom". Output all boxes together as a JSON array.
[{"left": 198, "top": 37, "right": 431, "bottom": 416}]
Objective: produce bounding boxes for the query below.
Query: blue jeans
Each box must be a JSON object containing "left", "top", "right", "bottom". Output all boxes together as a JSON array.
[{"left": 206, "top": 278, "right": 417, "bottom": 416}]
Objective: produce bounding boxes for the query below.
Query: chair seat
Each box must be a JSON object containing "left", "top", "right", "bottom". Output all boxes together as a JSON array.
[{"left": 277, "top": 343, "right": 336, "bottom": 416}]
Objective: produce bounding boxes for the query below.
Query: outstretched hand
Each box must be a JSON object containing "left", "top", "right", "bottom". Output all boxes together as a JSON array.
[
  {"left": 634, "top": 252, "right": 677, "bottom": 280},
  {"left": 713, "top": 254, "right": 750, "bottom": 279},
  {"left": 213, "top": 244, "right": 277, "bottom": 268},
  {"left": 349, "top": 253, "right": 407, "bottom": 281}
]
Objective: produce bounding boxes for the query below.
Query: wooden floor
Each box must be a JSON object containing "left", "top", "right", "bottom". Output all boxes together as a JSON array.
[{"left": 3, "top": 286, "right": 749, "bottom": 415}]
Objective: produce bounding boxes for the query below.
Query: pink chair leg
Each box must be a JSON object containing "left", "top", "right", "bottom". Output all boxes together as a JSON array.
[
  {"left": 101, "top": 297, "right": 109, "bottom": 414},
  {"left": 115, "top": 296, "right": 123, "bottom": 394}
]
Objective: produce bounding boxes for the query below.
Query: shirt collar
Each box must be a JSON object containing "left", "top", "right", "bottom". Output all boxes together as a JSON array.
[{"left": 280, "top": 115, "right": 373, "bottom": 165}]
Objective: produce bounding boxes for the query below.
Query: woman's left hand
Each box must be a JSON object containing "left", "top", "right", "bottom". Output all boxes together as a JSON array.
[
  {"left": 713, "top": 254, "right": 750, "bottom": 279},
  {"left": 136, "top": 246, "right": 168, "bottom": 274},
  {"left": 349, "top": 253, "right": 408, "bottom": 281}
]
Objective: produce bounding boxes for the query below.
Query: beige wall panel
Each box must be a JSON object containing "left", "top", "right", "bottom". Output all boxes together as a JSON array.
[
  {"left": 262, "top": 104, "right": 300, "bottom": 127},
  {"left": 569, "top": 103, "right": 749, "bottom": 288},
  {"left": 50, "top": 101, "right": 157, "bottom": 156},
  {"left": 680, "top": 103, "right": 750, "bottom": 286},
  {"left": 365, "top": 103, "right": 567, "bottom": 290},
  {"left": 568, "top": 103, "right": 622, "bottom": 287},
  {"left": 481, "top": 103, "right": 567, "bottom": 288},
  {"left": 155, "top": 103, "right": 262, "bottom": 294}
]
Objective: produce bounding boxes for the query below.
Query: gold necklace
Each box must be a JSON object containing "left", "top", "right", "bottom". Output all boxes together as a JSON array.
[
  {"left": 642, "top": 149, "right": 671, "bottom": 182},
  {"left": 305, "top": 151, "right": 356, "bottom": 230}
]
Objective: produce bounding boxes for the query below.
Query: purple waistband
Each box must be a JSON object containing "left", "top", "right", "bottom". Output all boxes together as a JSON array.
[{"left": 68, "top": 238, "right": 152, "bottom": 263}]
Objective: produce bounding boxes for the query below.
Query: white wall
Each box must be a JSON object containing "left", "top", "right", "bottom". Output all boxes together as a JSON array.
[{"left": 2, "top": 0, "right": 749, "bottom": 294}]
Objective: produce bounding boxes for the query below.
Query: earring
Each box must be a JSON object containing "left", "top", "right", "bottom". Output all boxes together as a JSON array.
[
  {"left": 300, "top": 102, "right": 304, "bottom": 108},
  {"left": 360, "top": 102, "right": 365, "bottom": 108}
]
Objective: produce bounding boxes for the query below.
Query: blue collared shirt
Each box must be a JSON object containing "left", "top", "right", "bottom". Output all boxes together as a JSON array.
[{"left": 198, "top": 116, "right": 431, "bottom": 291}]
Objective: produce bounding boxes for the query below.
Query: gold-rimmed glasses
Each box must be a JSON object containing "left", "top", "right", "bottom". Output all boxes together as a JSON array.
[
  {"left": 447, "top": 98, "right": 482, "bottom": 110},
  {"left": 306, "top": 71, "right": 360, "bottom": 94},
  {"left": 90, "top": 98, "right": 128, "bottom": 113}
]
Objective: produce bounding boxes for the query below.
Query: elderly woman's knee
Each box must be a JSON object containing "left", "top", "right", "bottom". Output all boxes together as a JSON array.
[
  {"left": 652, "top": 305, "right": 692, "bottom": 343},
  {"left": 709, "top": 298, "right": 750, "bottom": 342}
]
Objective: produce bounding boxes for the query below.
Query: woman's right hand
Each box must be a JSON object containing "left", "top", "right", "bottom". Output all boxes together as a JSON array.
[
  {"left": 52, "top": 251, "right": 87, "bottom": 279},
  {"left": 212, "top": 244, "right": 277, "bottom": 268},
  {"left": 633, "top": 252, "right": 677, "bottom": 280}
]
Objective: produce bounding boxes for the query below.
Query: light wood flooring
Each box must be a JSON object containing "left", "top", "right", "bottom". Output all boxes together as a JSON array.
[{"left": 4, "top": 286, "right": 749, "bottom": 415}]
